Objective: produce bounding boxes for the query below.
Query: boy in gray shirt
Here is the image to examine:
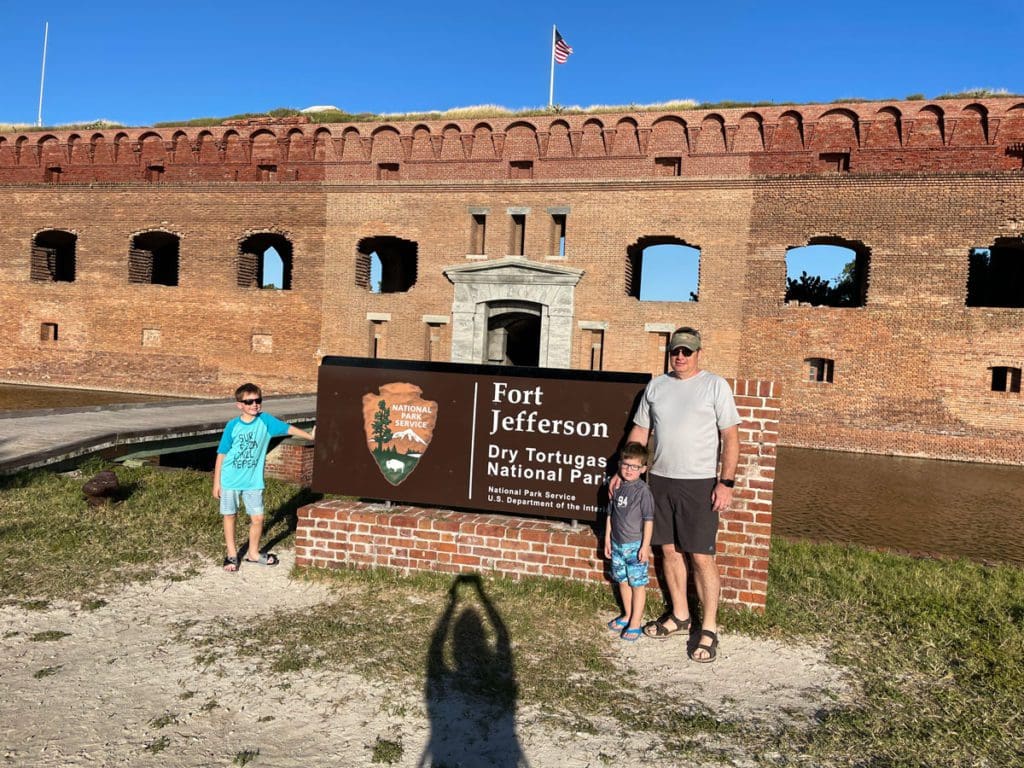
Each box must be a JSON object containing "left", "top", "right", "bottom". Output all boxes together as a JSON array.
[{"left": 603, "top": 441, "right": 655, "bottom": 641}]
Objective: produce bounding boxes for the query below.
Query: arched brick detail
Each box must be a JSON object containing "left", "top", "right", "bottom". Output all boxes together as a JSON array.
[
  {"left": 545, "top": 120, "right": 572, "bottom": 158},
  {"left": 139, "top": 132, "right": 166, "bottom": 165},
  {"left": 313, "top": 128, "right": 336, "bottom": 161},
  {"left": 812, "top": 109, "right": 859, "bottom": 150},
  {"left": 285, "top": 129, "right": 309, "bottom": 163},
  {"left": 38, "top": 135, "right": 63, "bottom": 168},
  {"left": 250, "top": 129, "right": 278, "bottom": 164},
  {"left": 579, "top": 118, "right": 605, "bottom": 157},
  {"left": 440, "top": 124, "right": 464, "bottom": 161},
  {"left": 67, "top": 134, "right": 89, "bottom": 165},
  {"left": 613, "top": 117, "right": 640, "bottom": 155},
  {"left": 952, "top": 104, "right": 988, "bottom": 145},
  {"left": 733, "top": 112, "right": 765, "bottom": 152},
  {"left": 410, "top": 124, "right": 434, "bottom": 161},
  {"left": 504, "top": 121, "right": 539, "bottom": 160},
  {"left": 369, "top": 126, "right": 402, "bottom": 162},
  {"left": 196, "top": 131, "right": 218, "bottom": 163},
  {"left": 773, "top": 111, "right": 804, "bottom": 151},
  {"left": 696, "top": 114, "right": 727, "bottom": 153},
  {"left": 907, "top": 105, "right": 945, "bottom": 148},
  {"left": 649, "top": 115, "right": 688, "bottom": 154},
  {"left": 340, "top": 127, "right": 364, "bottom": 162},
  {"left": 865, "top": 106, "right": 902, "bottom": 148},
  {"left": 469, "top": 123, "right": 496, "bottom": 160}
]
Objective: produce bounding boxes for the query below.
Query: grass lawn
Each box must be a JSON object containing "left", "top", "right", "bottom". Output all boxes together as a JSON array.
[{"left": 1, "top": 462, "right": 1021, "bottom": 766}]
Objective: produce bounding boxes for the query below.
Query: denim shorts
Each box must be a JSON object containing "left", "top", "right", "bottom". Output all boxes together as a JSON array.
[
  {"left": 610, "top": 539, "right": 650, "bottom": 587},
  {"left": 219, "top": 489, "right": 265, "bottom": 517}
]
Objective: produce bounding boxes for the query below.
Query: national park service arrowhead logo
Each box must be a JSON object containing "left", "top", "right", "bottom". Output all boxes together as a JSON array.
[{"left": 362, "top": 383, "right": 438, "bottom": 486}]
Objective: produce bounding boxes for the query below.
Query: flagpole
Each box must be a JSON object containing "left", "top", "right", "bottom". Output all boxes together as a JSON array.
[
  {"left": 548, "top": 24, "right": 556, "bottom": 108},
  {"left": 37, "top": 21, "right": 49, "bottom": 127}
]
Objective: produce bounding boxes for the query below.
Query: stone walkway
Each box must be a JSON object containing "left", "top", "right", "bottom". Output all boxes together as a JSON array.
[{"left": 0, "top": 395, "right": 316, "bottom": 474}]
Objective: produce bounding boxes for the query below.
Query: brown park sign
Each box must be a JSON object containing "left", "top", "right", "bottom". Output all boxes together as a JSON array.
[{"left": 312, "top": 357, "right": 651, "bottom": 522}]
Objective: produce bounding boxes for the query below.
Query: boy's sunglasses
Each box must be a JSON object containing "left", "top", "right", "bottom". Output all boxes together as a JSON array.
[{"left": 241, "top": 398, "right": 263, "bottom": 405}]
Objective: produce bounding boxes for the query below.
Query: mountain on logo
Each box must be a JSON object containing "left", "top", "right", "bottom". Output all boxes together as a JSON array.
[{"left": 392, "top": 428, "right": 427, "bottom": 445}]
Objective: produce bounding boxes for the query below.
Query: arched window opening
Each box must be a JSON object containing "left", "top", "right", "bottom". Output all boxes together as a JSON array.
[
  {"left": 30, "top": 230, "right": 76, "bottom": 282},
  {"left": 129, "top": 231, "right": 180, "bottom": 286},
  {"left": 238, "top": 233, "right": 293, "bottom": 290},
  {"left": 967, "top": 240, "right": 1024, "bottom": 308},
  {"left": 355, "top": 236, "right": 418, "bottom": 293},
  {"left": 785, "top": 240, "right": 869, "bottom": 307},
  {"left": 990, "top": 366, "right": 1022, "bottom": 393},
  {"left": 626, "top": 237, "right": 699, "bottom": 301}
]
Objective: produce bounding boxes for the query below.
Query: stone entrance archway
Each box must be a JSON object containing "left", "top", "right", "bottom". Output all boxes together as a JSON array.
[{"left": 443, "top": 258, "right": 584, "bottom": 368}]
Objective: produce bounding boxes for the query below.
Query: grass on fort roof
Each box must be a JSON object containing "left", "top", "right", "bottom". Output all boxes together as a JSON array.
[
  {"left": 7, "top": 88, "right": 1019, "bottom": 134},
  {"left": 1, "top": 460, "right": 1022, "bottom": 766}
]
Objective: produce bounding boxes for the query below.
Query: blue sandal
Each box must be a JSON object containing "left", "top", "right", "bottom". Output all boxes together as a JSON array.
[
  {"left": 607, "top": 616, "right": 629, "bottom": 631},
  {"left": 621, "top": 627, "right": 642, "bottom": 642}
]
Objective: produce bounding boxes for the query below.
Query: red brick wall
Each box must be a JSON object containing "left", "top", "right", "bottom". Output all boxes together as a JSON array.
[
  {"left": 295, "top": 378, "right": 779, "bottom": 613},
  {"left": 2, "top": 97, "right": 1022, "bottom": 464},
  {"left": 264, "top": 439, "right": 315, "bottom": 486}
]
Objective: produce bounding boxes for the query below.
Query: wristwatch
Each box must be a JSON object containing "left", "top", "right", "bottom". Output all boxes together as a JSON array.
[{"left": 718, "top": 478, "right": 735, "bottom": 488}]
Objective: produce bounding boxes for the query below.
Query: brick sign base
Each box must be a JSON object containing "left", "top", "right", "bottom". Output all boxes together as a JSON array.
[{"left": 295, "top": 379, "right": 779, "bottom": 613}]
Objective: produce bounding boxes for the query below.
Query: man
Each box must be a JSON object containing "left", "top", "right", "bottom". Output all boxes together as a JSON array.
[{"left": 621, "top": 326, "right": 739, "bottom": 662}]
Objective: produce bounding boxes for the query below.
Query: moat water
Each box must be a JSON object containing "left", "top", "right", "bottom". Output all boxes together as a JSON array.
[{"left": 2, "top": 385, "right": 1021, "bottom": 566}]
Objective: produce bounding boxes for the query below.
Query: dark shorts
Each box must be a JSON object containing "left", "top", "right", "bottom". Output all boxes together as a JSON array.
[{"left": 648, "top": 475, "right": 718, "bottom": 555}]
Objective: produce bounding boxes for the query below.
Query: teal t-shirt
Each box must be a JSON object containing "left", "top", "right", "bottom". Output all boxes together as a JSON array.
[{"left": 217, "top": 412, "right": 290, "bottom": 491}]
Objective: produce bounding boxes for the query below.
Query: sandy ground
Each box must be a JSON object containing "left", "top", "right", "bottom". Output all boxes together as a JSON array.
[{"left": 0, "top": 552, "right": 852, "bottom": 767}]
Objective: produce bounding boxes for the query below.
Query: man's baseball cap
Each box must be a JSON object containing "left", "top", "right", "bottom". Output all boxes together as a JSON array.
[{"left": 669, "top": 328, "right": 702, "bottom": 351}]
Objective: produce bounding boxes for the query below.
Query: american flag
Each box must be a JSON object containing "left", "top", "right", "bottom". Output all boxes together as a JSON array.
[{"left": 554, "top": 29, "right": 573, "bottom": 64}]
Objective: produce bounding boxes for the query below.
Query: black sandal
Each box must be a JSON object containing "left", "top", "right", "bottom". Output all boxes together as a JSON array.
[
  {"left": 689, "top": 629, "right": 719, "bottom": 662},
  {"left": 223, "top": 555, "right": 239, "bottom": 573},
  {"left": 642, "top": 612, "right": 691, "bottom": 639}
]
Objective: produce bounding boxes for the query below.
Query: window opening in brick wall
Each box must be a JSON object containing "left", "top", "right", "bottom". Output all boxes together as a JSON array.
[
  {"left": 582, "top": 328, "right": 604, "bottom": 370},
  {"left": 805, "top": 357, "right": 835, "bottom": 383},
  {"left": 818, "top": 152, "right": 850, "bottom": 172},
  {"left": 30, "top": 230, "right": 76, "bottom": 282},
  {"left": 356, "top": 236, "right": 418, "bottom": 293},
  {"left": 258, "top": 164, "right": 277, "bottom": 182},
  {"left": 786, "top": 239, "right": 869, "bottom": 307},
  {"left": 627, "top": 236, "right": 700, "bottom": 301},
  {"left": 655, "top": 156, "right": 682, "bottom": 176},
  {"left": 424, "top": 322, "right": 447, "bottom": 361},
  {"left": 550, "top": 213, "right": 567, "bottom": 257},
  {"left": 470, "top": 214, "right": 486, "bottom": 255},
  {"left": 369, "top": 320, "right": 387, "bottom": 358},
  {"left": 990, "top": 366, "right": 1022, "bottom": 393},
  {"left": 146, "top": 164, "right": 164, "bottom": 182},
  {"left": 45, "top": 166, "right": 61, "bottom": 183},
  {"left": 509, "top": 160, "right": 534, "bottom": 179},
  {"left": 129, "top": 231, "right": 180, "bottom": 286},
  {"left": 377, "top": 162, "right": 400, "bottom": 180},
  {"left": 40, "top": 322, "right": 58, "bottom": 342},
  {"left": 487, "top": 303, "right": 541, "bottom": 366},
  {"left": 510, "top": 214, "right": 526, "bottom": 256},
  {"left": 238, "top": 233, "right": 293, "bottom": 290},
  {"left": 967, "top": 240, "right": 1024, "bottom": 308}
]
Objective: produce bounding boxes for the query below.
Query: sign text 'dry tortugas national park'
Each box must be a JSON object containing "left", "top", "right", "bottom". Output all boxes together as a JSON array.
[{"left": 313, "top": 357, "right": 650, "bottom": 521}]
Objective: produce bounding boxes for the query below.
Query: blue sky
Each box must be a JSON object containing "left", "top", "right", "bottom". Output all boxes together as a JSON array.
[
  {"left": 2, "top": 1, "right": 1020, "bottom": 293},
  {"left": 1, "top": 1, "right": 1020, "bottom": 128}
]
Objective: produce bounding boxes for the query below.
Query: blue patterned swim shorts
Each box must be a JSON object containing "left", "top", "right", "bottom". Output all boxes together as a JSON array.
[{"left": 610, "top": 540, "right": 650, "bottom": 587}]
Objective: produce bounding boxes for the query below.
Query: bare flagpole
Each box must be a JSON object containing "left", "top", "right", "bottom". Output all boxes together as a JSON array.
[
  {"left": 548, "top": 24, "right": 556, "bottom": 108},
  {"left": 37, "top": 22, "right": 49, "bottom": 127}
]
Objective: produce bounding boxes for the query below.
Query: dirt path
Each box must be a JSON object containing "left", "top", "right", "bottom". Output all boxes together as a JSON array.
[{"left": 0, "top": 552, "right": 851, "bottom": 767}]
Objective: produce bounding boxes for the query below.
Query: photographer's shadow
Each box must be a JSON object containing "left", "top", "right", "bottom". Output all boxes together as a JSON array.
[{"left": 418, "top": 574, "right": 529, "bottom": 768}]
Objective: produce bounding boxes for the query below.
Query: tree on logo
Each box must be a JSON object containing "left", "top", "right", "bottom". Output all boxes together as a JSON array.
[{"left": 371, "top": 399, "right": 393, "bottom": 452}]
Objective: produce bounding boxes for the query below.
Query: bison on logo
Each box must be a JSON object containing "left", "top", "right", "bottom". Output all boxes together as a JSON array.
[{"left": 362, "top": 382, "right": 438, "bottom": 485}]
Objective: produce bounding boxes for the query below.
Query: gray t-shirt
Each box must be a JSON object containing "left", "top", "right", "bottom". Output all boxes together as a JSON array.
[
  {"left": 608, "top": 478, "right": 655, "bottom": 544},
  {"left": 633, "top": 370, "right": 740, "bottom": 479}
]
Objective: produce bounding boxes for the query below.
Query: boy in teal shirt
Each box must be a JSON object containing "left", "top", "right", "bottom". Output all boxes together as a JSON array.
[{"left": 213, "top": 383, "right": 314, "bottom": 571}]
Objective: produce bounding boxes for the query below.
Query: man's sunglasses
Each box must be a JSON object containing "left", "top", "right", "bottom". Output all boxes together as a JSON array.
[
  {"left": 240, "top": 398, "right": 263, "bottom": 405},
  {"left": 670, "top": 348, "right": 695, "bottom": 357}
]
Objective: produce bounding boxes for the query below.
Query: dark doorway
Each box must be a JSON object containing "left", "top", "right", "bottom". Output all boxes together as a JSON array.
[{"left": 486, "top": 304, "right": 541, "bottom": 366}]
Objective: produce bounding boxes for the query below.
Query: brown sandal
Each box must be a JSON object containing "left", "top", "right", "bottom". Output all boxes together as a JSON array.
[
  {"left": 689, "top": 629, "right": 719, "bottom": 662},
  {"left": 642, "top": 612, "right": 691, "bottom": 639}
]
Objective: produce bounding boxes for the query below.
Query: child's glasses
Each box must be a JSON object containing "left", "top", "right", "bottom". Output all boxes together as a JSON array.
[
  {"left": 241, "top": 398, "right": 263, "bottom": 405},
  {"left": 620, "top": 462, "right": 644, "bottom": 471}
]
